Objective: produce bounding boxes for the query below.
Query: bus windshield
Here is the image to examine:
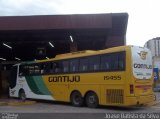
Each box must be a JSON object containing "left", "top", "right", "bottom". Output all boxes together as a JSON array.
[{"left": 132, "top": 46, "right": 152, "bottom": 80}]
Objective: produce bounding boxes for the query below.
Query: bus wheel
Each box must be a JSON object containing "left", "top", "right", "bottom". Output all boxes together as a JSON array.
[
  {"left": 70, "top": 91, "right": 84, "bottom": 107},
  {"left": 85, "top": 92, "right": 99, "bottom": 108},
  {"left": 19, "top": 89, "right": 26, "bottom": 101}
]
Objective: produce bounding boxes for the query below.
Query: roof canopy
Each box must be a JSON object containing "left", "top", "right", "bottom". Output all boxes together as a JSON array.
[{"left": 0, "top": 13, "right": 128, "bottom": 61}]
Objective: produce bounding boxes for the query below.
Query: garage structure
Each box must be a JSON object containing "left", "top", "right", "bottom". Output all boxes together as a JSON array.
[
  {"left": 0, "top": 13, "right": 128, "bottom": 97},
  {"left": 0, "top": 13, "right": 128, "bottom": 61}
]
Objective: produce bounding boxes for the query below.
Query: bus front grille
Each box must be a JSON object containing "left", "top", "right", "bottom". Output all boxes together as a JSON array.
[{"left": 106, "top": 89, "right": 124, "bottom": 104}]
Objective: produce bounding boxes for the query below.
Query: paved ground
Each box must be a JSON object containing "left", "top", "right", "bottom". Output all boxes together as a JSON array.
[
  {"left": 0, "top": 92, "right": 160, "bottom": 119},
  {"left": 155, "top": 92, "right": 160, "bottom": 100}
]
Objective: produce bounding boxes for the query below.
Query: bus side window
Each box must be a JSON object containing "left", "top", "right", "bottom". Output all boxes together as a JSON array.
[
  {"left": 118, "top": 52, "right": 125, "bottom": 70},
  {"left": 89, "top": 56, "right": 100, "bottom": 71},
  {"left": 79, "top": 58, "right": 88, "bottom": 72},
  {"left": 70, "top": 59, "right": 79, "bottom": 72},
  {"left": 50, "top": 62, "right": 56, "bottom": 73},
  {"left": 19, "top": 65, "right": 24, "bottom": 76},
  {"left": 41, "top": 63, "right": 52, "bottom": 74},
  {"left": 54, "top": 62, "right": 62, "bottom": 73},
  {"left": 34, "top": 64, "right": 41, "bottom": 74},
  {"left": 62, "top": 60, "right": 69, "bottom": 73},
  {"left": 28, "top": 65, "right": 35, "bottom": 75},
  {"left": 119, "top": 61, "right": 124, "bottom": 70},
  {"left": 111, "top": 54, "right": 119, "bottom": 70},
  {"left": 46, "top": 63, "right": 51, "bottom": 73},
  {"left": 101, "top": 55, "right": 111, "bottom": 71},
  {"left": 40, "top": 63, "right": 45, "bottom": 74},
  {"left": 110, "top": 52, "right": 125, "bottom": 71},
  {"left": 22, "top": 65, "right": 29, "bottom": 75}
]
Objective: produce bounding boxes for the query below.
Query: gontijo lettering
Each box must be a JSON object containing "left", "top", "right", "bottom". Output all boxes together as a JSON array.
[
  {"left": 134, "top": 63, "right": 152, "bottom": 69},
  {"left": 48, "top": 75, "right": 80, "bottom": 82}
]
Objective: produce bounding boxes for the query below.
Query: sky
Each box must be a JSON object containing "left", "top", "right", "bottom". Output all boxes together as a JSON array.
[{"left": 0, "top": 0, "right": 160, "bottom": 46}]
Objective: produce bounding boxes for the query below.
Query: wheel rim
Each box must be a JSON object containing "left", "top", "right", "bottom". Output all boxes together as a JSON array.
[
  {"left": 74, "top": 95, "right": 81, "bottom": 104},
  {"left": 71, "top": 91, "right": 83, "bottom": 106},
  {"left": 86, "top": 92, "right": 99, "bottom": 108},
  {"left": 88, "top": 95, "right": 96, "bottom": 104}
]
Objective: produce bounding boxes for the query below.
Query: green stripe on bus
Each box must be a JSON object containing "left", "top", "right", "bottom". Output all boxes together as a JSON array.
[
  {"left": 25, "top": 76, "right": 43, "bottom": 95},
  {"left": 32, "top": 76, "right": 51, "bottom": 95}
]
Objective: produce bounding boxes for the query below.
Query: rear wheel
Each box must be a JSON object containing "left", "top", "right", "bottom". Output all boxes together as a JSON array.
[
  {"left": 70, "top": 91, "right": 84, "bottom": 107},
  {"left": 19, "top": 90, "right": 26, "bottom": 101},
  {"left": 85, "top": 92, "right": 99, "bottom": 108}
]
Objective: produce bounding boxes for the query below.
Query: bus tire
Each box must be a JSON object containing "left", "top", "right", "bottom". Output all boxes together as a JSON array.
[
  {"left": 19, "top": 89, "right": 26, "bottom": 101},
  {"left": 70, "top": 91, "right": 84, "bottom": 107},
  {"left": 85, "top": 92, "right": 99, "bottom": 108}
]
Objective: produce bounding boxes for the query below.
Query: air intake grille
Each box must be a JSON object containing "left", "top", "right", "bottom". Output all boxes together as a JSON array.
[{"left": 106, "top": 89, "right": 124, "bottom": 104}]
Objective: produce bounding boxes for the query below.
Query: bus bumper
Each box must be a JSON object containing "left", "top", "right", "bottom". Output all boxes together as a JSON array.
[{"left": 126, "top": 94, "right": 155, "bottom": 106}]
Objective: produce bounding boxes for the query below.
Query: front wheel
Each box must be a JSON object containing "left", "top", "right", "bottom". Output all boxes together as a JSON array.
[
  {"left": 85, "top": 92, "right": 99, "bottom": 108},
  {"left": 70, "top": 91, "right": 84, "bottom": 107}
]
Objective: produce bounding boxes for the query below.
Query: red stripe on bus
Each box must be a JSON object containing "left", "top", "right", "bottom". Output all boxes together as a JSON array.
[{"left": 135, "top": 85, "right": 152, "bottom": 89}]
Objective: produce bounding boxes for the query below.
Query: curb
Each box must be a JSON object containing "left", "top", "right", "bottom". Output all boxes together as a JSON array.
[
  {"left": 0, "top": 100, "right": 36, "bottom": 106},
  {"left": 8, "top": 101, "right": 36, "bottom": 106},
  {"left": 0, "top": 102, "right": 8, "bottom": 106}
]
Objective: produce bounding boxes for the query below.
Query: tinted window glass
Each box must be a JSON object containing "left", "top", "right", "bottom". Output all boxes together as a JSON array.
[
  {"left": 62, "top": 61, "right": 69, "bottom": 73},
  {"left": 18, "top": 51, "right": 125, "bottom": 75},
  {"left": 79, "top": 58, "right": 88, "bottom": 72},
  {"left": 34, "top": 64, "right": 41, "bottom": 74},
  {"left": 19, "top": 65, "right": 27, "bottom": 76},
  {"left": 100, "top": 52, "right": 125, "bottom": 71},
  {"left": 50, "top": 62, "right": 56, "bottom": 73},
  {"left": 70, "top": 59, "right": 79, "bottom": 72},
  {"left": 89, "top": 56, "right": 100, "bottom": 71},
  {"left": 54, "top": 62, "right": 62, "bottom": 73},
  {"left": 40, "top": 63, "right": 50, "bottom": 74},
  {"left": 111, "top": 53, "right": 119, "bottom": 70},
  {"left": 118, "top": 52, "right": 125, "bottom": 70},
  {"left": 101, "top": 55, "right": 111, "bottom": 71}
]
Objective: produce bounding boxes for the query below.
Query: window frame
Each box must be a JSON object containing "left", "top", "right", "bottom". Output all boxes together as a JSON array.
[{"left": 19, "top": 51, "right": 126, "bottom": 76}]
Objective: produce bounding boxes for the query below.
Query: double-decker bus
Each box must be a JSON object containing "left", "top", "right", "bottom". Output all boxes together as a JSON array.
[{"left": 9, "top": 45, "right": 154, "bottom": 107}]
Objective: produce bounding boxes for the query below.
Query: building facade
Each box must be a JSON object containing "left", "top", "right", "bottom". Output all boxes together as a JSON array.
[
  {"left": 144, "top": 37, "right": 160, "bottom": 90},
  {"left": 144, "top": 37, "right": 160, "bottom": 57}
]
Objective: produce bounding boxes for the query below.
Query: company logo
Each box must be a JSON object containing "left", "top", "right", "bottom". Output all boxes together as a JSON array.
[{"left": 138, "top": 51, "right": 148, "bottom": 60}]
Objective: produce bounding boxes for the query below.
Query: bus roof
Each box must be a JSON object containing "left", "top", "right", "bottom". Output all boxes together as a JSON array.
[
  {"left": 36, "top": 45, "right": 129, "bottom": 63},
  {"left": 55, "top": 50, "right": 96, "bottom": 58}
]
